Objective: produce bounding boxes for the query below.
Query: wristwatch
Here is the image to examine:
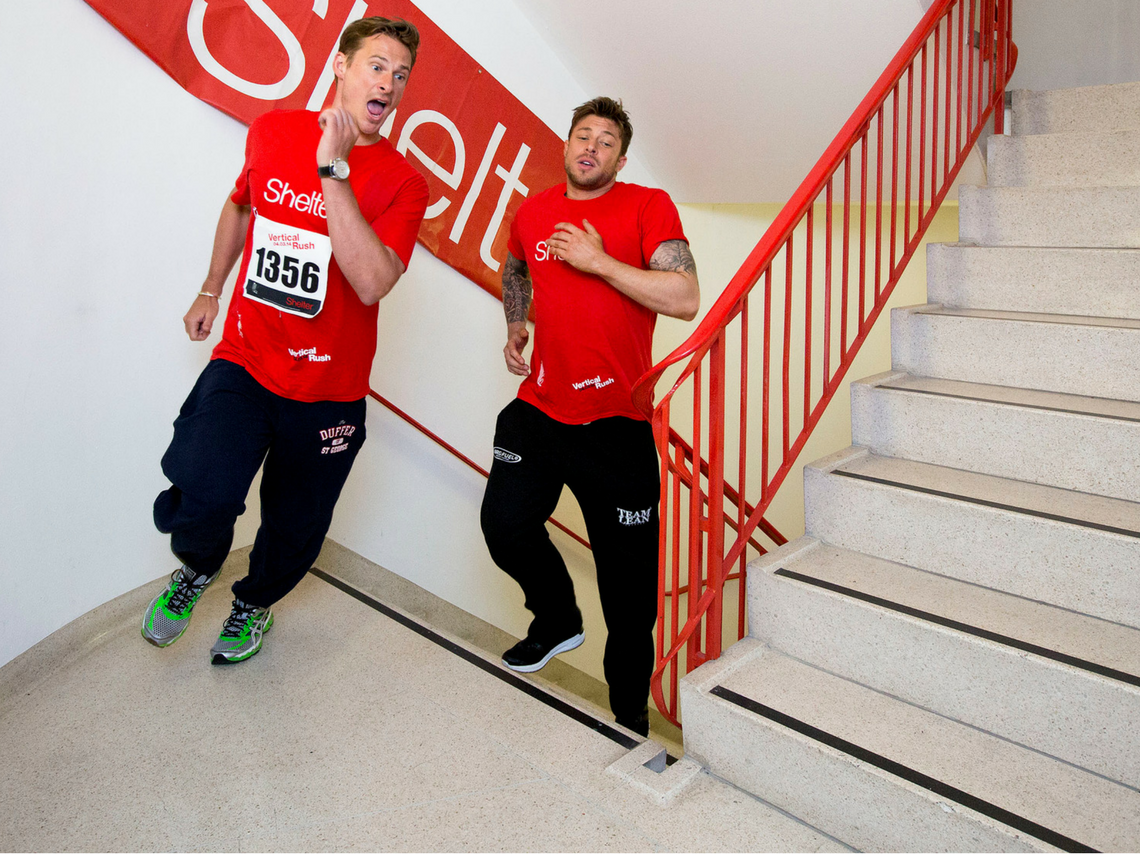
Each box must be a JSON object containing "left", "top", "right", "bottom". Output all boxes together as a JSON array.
[{"left": 318, "top": 157, "right": 350, "bottom": 180}]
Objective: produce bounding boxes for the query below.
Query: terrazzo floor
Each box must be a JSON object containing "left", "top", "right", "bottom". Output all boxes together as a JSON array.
[{"left": 0, "top": 550, "right": 844, "bottom": 853}]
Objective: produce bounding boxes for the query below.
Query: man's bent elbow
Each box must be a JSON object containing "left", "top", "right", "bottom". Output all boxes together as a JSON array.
[
  {"left": 352, "top": 253, "right": 406, "bottom": 305},
  {"left": 343, "top": 267, "right": 398, "bottom": 305},
  {"left": 674, "top": 303, "right": 699, "bottom": 322},
  {"left": 356, "top": 276, "right": 398, "bottom": 306},
  {"left": 673, "top": 280, "right": 701, "bottom": 321}
]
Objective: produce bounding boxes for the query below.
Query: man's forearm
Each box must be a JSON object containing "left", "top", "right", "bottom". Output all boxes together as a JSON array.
[
  {"left": 596, "top": 265, "right": 699, "bottom": 320},
  {"left": 548, "top": 222, "right": 699, "bottom": 321},
  {"left": 185, "top": 197, "right": 248, "bottom": 341},
  {"left": 502, "top": 253, "right": 532, "bottom": 324},
  {"left": 322, "top": 178, "right": 406, "bottom": 306},
  {"left": 593, "top": 240, "right": 700, "bottom": 321},
  {"left": 202, "top": 199, "right": 251, "bottom": 294}
]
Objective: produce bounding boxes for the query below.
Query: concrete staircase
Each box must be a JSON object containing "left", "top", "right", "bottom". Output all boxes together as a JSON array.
[{"left": 680, "top": 81, "right": 1140, "bottom": 852}]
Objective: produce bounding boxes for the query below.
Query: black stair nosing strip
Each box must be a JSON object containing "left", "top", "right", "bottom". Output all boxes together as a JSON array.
[
  {"left": 832, "top": 468, "right": 1140, "bottom": 540},
  {"left": 877, "top": 384, "right": 1140, "bottom": 425},
  {"left": 708, "top": 685, "right": 1098, "bottom": 853},
  {"left": 310, "top": 567, "right": 661, "bottom": 757},
  {"left": 773, "top": 567, "right": 1140, "bottom": 689}
]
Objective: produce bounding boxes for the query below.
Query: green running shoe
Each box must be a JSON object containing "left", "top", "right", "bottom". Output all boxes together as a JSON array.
[
  {"left": 141, "top": 565, "right": 220, "bottom": 647},
  {"left": 210, "top": 599, "right": 273, "bottom": 665}
]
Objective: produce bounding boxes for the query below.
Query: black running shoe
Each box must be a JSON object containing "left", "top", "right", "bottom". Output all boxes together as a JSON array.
[
  {"left": 502, "top": 630, "right": 585, "bottom": 673},
  {"left": 616, "top": 708, "right": 650, "bottom": 738}
]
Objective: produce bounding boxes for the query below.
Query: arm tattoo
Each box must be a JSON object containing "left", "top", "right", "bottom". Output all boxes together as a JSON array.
[
  {"left": 502, "top": 253, "right": 533, "bottom": 323},
  {"left": 649, "top": 239, "right": 697, "bottom": 277}
]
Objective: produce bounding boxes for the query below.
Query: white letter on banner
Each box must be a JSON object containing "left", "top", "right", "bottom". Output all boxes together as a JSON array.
[
  {"left": 188, "top": 0, "right": 305, "bottom": 100},
  {"left": 397, "top": 111, "right": 466, "bottom": 220},
  {"left": 449, "top": 123, "right": 506, "bottom": 244},
  {"left": 379, "top": 109, "right": 397, "bottom": 140},
  {"left": 306, "top": 0, "right": 369, "bottom": 110},
  {"left": 480, "top": 144, "right": 530, "bottom": 272}
]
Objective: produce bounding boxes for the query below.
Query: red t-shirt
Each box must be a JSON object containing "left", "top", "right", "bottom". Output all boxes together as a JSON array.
[
  {"left": 507, "top": 182, "right": 688, "bottom": 424},
  {"left": 212, "top": 109, "right": 428, "bottom": 402}
]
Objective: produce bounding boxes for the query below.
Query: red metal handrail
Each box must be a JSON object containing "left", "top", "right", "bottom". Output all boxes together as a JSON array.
[
  {"left": 632, "top": 0, "right": 1017, "bottom": 727},
  {"left": 366, "top": 389, "right": 594, "bottom": 549},
  {"left": 366, "top": 390, "right": 781, "bottom": 560}
]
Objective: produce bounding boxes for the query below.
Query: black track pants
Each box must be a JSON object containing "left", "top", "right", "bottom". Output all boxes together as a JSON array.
[
  {"left": 154, "top": 359, "right": 366, "bottom": 607},
  {"left": 480, "top": 399, "right": 660, "bottom": 722}
]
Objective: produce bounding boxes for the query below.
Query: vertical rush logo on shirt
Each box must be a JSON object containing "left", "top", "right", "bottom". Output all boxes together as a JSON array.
[{"left": 82, "top": 0, "right": 567, "bottom": 300}]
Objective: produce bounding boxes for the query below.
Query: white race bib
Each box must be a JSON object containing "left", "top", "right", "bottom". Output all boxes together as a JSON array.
[{"left": 244, "top": 212, "right": 332, "bottom": 318}]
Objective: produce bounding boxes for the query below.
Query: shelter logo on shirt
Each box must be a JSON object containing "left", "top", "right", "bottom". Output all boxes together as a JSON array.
[
  {"left": 533, "top": 240, "right": 564, "bottom": 263},
  {"left": 264, "top": 177, "right": 327, "bottom": 218}
]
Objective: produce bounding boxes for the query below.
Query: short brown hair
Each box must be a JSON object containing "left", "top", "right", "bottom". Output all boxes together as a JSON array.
[
  {"left": 339, "top": 16, "right": 420, "bottom": 68},
  {"left": 569, "top": 97, "right": 632, "bottom": 156}
]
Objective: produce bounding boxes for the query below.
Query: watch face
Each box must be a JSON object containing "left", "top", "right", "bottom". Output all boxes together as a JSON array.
[{"left": 332, "top": 158, "right": 350, "bottom": 180}]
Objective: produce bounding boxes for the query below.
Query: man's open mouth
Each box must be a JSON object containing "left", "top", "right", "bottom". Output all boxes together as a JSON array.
[{"left": 367, "top": 99, "right": 387, "bottom": 120}]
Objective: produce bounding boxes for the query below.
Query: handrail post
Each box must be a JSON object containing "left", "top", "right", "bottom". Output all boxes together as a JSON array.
[
  {"left": 994, "top": 0, "right": 1009, "bottom": 135},
  {"left": 685, "top": 363, "right": 705, "bottom": 671},
  {"left": 651, "top": 399, "right": 673, "bottom": 718},
  {"left": 704, "top": 333, "right": 728, "bottom": 660}
]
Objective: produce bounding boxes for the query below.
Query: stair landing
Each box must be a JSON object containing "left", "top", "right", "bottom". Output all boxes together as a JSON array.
[{"left": 0, "top": 544, "right": 841, "bottom": 853}]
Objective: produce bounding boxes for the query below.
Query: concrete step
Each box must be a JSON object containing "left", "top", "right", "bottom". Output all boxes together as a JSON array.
[
  {"left": 926, "top": 243, "right": 1140, "bottom": 319},
  {"left": 987, "top": 128, "right": 1140, "bottom": 187},
  {"left": 682, "top": 637, "right": 1140, "bottom": 853},
  {"left": 959, "top": 185, "right": 1140, "bottom": 248},
  {"left": 850, "top": 372, "right": 1140, "bottom": 501},
  {"left": 804, "top": 446, "right": 1140, "bottom": 628},
  {"left": 891, "top": 303, "right": 1140, "bottom": 402},
  {"left": 745, "top": 537, "right": 1140, "bottom": 791},
  {"left": 1012, "top": 81, "right": 1140, "bottom": 136}
]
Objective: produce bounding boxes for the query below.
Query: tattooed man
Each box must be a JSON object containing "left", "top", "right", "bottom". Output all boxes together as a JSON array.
[{"left": 480, "top": 97, "right": 699, "bottom": 737}]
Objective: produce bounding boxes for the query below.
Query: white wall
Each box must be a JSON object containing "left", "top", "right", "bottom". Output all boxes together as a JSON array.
[
  {"left": 1009, "top": 0, "right": 1140, "bottom": 91},
  {"left": 0, "top": 0, "right": 251, "bottom": 664},
  {"left": 0, "top": 0, "right": 654, "bottom": 670},
  {"left": 920, "top": 0, "right": 1140, "bottom": 92}
]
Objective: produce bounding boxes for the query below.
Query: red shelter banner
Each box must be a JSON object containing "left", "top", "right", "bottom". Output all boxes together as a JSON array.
[{"left": 83, "top": 0, "right": 568, "bottom": 299}]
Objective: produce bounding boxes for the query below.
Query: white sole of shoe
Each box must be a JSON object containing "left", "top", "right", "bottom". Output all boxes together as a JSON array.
[{"left": 502, "top": 631, "right": 586, "bottom": 673}]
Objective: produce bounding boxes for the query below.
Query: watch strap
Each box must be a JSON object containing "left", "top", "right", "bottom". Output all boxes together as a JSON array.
[{"left": 318, "top": 158, "right": 349, "bottom": 180}]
